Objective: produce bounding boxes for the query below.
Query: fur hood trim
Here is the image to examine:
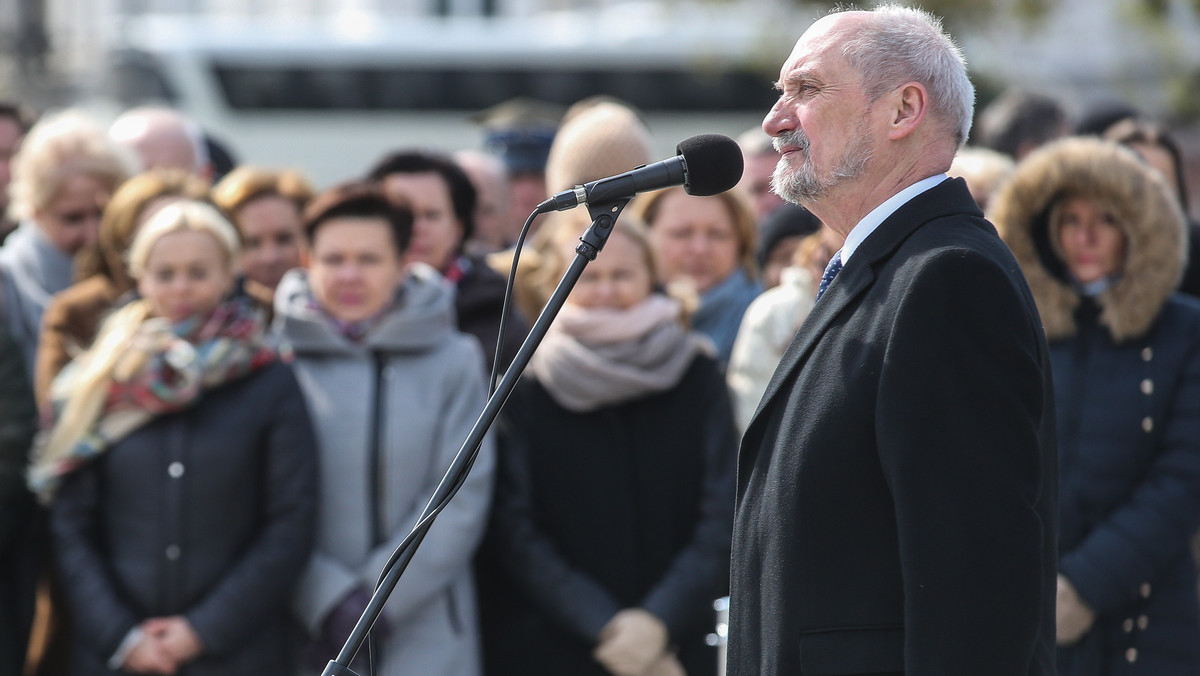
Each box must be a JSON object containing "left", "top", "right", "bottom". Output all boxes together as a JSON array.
[{"left": 988, "top": 137, "right": 1186, "bottom": 343}]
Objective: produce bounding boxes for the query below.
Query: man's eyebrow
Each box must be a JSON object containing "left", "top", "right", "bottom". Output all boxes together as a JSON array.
[{"left": 778, "top": 70, "right": 820, "bottom": 91}]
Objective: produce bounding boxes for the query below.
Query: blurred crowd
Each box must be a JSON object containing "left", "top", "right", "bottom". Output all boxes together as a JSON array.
[{"left": 0, "top": 83, "right": 1198, "bottom": 676}]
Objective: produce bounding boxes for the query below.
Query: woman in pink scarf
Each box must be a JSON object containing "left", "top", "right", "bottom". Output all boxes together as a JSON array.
[{"left": 478, "top": 214, "right": 737, "bottom": 676}]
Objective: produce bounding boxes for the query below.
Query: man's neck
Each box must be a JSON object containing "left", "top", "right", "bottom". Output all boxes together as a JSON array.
[{"left": 808, "top": 155, "right": 946, "bottom": 238}]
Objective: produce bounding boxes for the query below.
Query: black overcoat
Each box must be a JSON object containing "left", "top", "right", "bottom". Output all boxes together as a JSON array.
[{"left": 728, "top": 178, "right": 1058, "bottom": 675}]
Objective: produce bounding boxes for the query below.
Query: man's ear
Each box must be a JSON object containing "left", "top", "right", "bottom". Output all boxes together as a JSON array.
[{"left": 887, "top": 82, "right": 928, "bottom": 141}]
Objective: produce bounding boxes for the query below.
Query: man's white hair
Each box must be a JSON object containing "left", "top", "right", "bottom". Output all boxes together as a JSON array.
[
  {"left": 838, "top": 4, "right": 975, "bottom": 147},
  {"left": 109, "top": 106, "right": 208, "bottom": 173}
]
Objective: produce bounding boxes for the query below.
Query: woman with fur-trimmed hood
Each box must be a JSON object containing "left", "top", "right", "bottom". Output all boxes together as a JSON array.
[{"left": 991, "top": 136, "right": 1200, "bottom": 675}]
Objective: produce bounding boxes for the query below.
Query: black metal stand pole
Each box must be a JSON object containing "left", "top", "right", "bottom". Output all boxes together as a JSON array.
[{"left": 321, "top": 205, "right": 624, "bottom": 676}]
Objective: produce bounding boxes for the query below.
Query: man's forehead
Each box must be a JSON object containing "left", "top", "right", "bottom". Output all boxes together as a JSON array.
[{"left": 780, "top": 14, "right": 860, "bottom": 78}]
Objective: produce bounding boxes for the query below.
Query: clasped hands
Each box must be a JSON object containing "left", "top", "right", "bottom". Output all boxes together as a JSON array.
[
  {"left": 594, "top": 608, "right": 685, "bottom": 676},
  {"left": 122, "top": 616, "right": 204, "bottom": 674}
]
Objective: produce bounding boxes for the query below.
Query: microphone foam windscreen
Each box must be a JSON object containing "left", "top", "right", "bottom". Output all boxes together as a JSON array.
[{"left": 677, "top": 134, "right": 745, "bottom": 197}]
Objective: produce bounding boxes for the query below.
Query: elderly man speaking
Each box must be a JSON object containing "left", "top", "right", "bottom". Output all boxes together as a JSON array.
[{"left": 729, "top": 5, "right": 1057, "bottom": 675}]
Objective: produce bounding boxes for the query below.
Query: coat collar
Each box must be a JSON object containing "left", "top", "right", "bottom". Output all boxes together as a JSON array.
[{"left": 741, "top": 178, "right": 981, "bottom": 444}]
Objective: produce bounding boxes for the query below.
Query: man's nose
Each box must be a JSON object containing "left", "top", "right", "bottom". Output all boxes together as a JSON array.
[{"left": 763, "top": 99, "right": 794, "bottom": 138}]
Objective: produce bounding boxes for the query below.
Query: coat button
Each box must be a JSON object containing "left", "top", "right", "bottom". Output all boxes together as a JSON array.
[
  {"left": 1126, "top": 647, "right": 1138, "bottom": 663},
  {"left": 168, "top": 462, "right": 185, "bottom": 478},
  {"left": 1122, "top": 618, "right": 1134, "bottom": 633},
  {"left": 1142, "top": 347, "right": 1153, "bottom": 361},
  {"left": 165, "top": 545, "right": 181, "bottom": 560},
  {"left": 1141, "top": 379, "right": 1154, "bottom": 395},
  {"left": 1138, "top": 615, "right": 1149, "bottom": 630},
  {"left": 1140, "top": 582, "right": 1152, "bottom": 598},
  {"left": 1142, "top": 417, "right": 1154, "bottom": 433}
]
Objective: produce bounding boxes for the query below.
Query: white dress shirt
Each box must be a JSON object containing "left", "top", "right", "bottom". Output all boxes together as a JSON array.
[{"left": 840, "top": 174, "right": 948, "bottom": 265}]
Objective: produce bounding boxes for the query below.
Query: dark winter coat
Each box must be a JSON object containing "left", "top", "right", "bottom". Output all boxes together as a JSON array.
[
  {"left": 50, "top": 360, "right": 318, "bottom": 676},
  {"left": 730, "top": 177, "right": 1058, "bottom": 676},
  {"left": 455, "top": 256, "right": 528, "bottom": 376},
  {"left": 993, "top": 136, "right": 1200, "bottom": 675},
  {"left": 480, "top": 353, "right": 736, "bottom": 676},
  {"left": 0, "top": 319, "right": 37, "bottom": 675}
]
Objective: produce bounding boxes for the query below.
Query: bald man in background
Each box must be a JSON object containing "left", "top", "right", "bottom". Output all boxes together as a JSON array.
[
  {"left": 109, "top": 107, "right": 213, "bottom": 183},
  {"left": 736, "top": 126, "right": 786, "bottom": 222}
]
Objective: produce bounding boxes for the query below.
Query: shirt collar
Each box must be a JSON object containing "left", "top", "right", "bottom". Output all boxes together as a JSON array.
[{"left": 840, "top": 174, "right": 948, "bottom": 265}]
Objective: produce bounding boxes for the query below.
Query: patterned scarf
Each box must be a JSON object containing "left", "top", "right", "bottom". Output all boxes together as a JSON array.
[{"left": 29, "top": 298, "right": 278, "bottom": 500}]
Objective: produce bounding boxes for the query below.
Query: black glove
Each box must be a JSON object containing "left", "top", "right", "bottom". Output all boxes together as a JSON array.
[{"left": 303, "top": 586, "right": 393, "bottom": 672}]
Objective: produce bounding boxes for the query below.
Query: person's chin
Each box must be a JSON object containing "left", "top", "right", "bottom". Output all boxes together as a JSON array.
[
  {"left": 331, "top": 310, "right": 369, "bottom": 324},
  {"left": 687, "top": 276, "right": 717, "bottom": 294},
  {"left": 168, "top": 307, "right": 195, "bottom": 322},
  {"left": 263, "top": 273, "right": 286, "bottom": 291}
]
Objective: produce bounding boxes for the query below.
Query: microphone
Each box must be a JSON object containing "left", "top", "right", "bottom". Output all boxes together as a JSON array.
[{"left": 537, "top": 134, "right": 744, "bottom": 213}]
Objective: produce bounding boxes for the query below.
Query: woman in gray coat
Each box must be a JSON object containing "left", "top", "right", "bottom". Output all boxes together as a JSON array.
[{"left": 275, "top": 182, "right": 494, "bottom": 676}]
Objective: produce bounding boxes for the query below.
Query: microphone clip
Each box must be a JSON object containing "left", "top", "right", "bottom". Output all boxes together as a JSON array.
[{"left": 581, "top": 197, "right": 631, "bottom": 254}]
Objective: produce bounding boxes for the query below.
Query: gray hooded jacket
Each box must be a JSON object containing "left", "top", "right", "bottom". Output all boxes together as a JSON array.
[{"left": 274, "top": 264, "right": 494, "bottom": 676}]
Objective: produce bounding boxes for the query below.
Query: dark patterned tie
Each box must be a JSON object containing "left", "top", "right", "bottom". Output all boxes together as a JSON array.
[{"left": 816, "top": 250, "right": 844, "bottom": 301}]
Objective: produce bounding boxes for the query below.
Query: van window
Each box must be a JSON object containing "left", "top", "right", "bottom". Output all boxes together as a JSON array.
[
  {"left": 107, "top": 50, "right": 179, "bottom": 105},
  {"left": 99, "top": 12, "right": 786, "bottom": 186},
  {"left": 210, "top": 65, "right": 777, "bottom": 112}
]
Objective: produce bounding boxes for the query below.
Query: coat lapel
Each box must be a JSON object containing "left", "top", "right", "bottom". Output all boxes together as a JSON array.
[{"left": 740, "top": 178, "right": 983, "bottom": 452}]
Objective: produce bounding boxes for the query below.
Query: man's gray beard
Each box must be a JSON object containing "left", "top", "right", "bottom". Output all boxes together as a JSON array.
[{"left": 770, "top": 126, "right": 873, "bottom": 205}]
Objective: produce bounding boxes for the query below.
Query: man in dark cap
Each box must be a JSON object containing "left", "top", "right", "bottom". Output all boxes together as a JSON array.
[
  {"left": 755, "top": 203, "right": 822, "bottom": 289},
  {"left": 976, "top": 88, "right": 1068, "bottom": 161},
  {"left": 472, "top": 98, "right": 562, "bottom": 234}
]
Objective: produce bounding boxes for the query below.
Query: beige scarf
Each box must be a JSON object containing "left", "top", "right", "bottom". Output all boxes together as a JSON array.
[{"left": 528, "top": 295, "right": 711, "bottom": 412}]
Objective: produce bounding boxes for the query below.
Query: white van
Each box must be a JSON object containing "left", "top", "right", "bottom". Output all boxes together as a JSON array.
[{"left": 99, "top": 6, "right": 789, "bottom": 187}]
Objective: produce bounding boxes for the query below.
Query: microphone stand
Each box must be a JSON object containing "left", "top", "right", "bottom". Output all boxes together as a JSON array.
[{"left": 321, "top": 200, "right": 629, "bottom": 676}]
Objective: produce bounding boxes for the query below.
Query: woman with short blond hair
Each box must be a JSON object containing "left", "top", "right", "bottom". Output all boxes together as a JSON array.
[
  {"left": 35, "top": 168, "right": 210, "bottom": 405},
  {"left": 37, "top": 200, "right": 317, "bottom": 676}
]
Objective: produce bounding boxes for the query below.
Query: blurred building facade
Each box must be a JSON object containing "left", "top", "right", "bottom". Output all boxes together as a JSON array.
[{"left": 2, "top": 0, "right": 1198, "bottom": 206}]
